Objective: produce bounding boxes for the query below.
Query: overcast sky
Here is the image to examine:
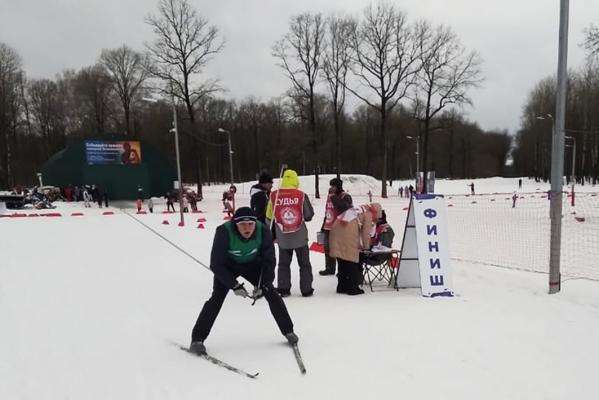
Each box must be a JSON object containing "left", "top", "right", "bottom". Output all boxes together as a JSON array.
[{"left": 1, "top": 0, "right": 597, "bottom": 134}]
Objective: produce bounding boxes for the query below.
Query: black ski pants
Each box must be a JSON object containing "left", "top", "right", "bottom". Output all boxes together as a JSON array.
[
  {"left": 323, "top": 230, "right": 337, "bottom": 272},
  {"left": 191, "top": 264, "right": 294, "bottom": 343}
]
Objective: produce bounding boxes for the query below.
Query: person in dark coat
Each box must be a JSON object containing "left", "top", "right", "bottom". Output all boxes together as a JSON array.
[
  {"left": 250, "top": 172, "right": 273, "bottom": 224},
  {"left": 189, "top": 207, "right": 298, "bottom": 355}
]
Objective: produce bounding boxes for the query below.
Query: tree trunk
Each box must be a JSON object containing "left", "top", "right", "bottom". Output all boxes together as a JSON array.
[
  {"left": 309, "top": 92, "right": 320, "bottom": 198},
  {"left": 380, "top": 107, "right": 388, "bottom": 198}
]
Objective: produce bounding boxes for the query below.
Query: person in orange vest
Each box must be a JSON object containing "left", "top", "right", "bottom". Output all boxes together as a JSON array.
[
  {"left": 319, "top": 178, "right": 353, "bottom": 276},
  {"left": 265, "top": 169, "right": 315, "bottom": 297}
]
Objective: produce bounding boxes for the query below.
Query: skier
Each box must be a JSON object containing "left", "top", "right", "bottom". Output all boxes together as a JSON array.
[
  {"left": 469, "top": 182, "right": 475, "bottom": 195},
  {"left": 222, "top": 185, "right": 237, "bottom": 218},
  {"left": 148, "top": 197, "right": 154, "bottom": 213},
  {"left": 319, "top": 178, "right": 353, "bottom": 276},
  {"left": 265, "top": 169, "right": 315, "bottom": 297},
  {"left": 189, "top": 207, "right": 297, "bottom": 356},
  {"left": 250, "top": 172, "right": 273, "bottom": 224}
]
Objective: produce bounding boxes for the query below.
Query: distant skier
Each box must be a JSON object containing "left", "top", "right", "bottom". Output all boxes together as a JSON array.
[
  {"left": 189, "top": 207, "right": 297, "bottom": 356},
  {"left": 512, "top": 192, "right": 518, "bottom": 208},
  {"left": 148, "top": 197, "right": 154, "bottom": 213},
  {"left": 469, "top": 182, "right": 475, "bottom": 195},
  {"left": 518, "top": 178, "right": 522, "bottom": 189},
  {"left": 222, "top": 185, "right": 237, "bottom": 218}
]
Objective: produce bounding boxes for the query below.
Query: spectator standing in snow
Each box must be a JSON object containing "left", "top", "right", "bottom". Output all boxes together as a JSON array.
[
  {"left": 265, "top": 169, "right": 315, "bottom": 297},
  {"left": 399, "top": 186, "right": 404, "bottom": 198},
  {"left": 96, "top": 186, "right": 104, "bottom": 208},
  {"left": 250, "top": 172, "right": 273, "bottom": 224},
  {"left": 136, "top": 198, "right": 143, "bottom": 213},
  {"left": 166, "top": 192, "right": 175, "bottom": 212},
  {"left": 83, "top": 187, "right": 92, "bottom": 208},
  {"left": 518, "top": 178, "right": 522, "bottom": 189},
  {"left": 512, "top": 192, "right": 518, "bottom": 208},
  {"left": 188, "top": 207, "right": 297, "bottom": 356},
  {"left": 182, "top": 194, "right": 189, "bottom": 213},
  {"left": 148, "top": 197, "right": 154, "bottom": 213},
  {"left": 329, "top": 200, "right": 380, "bottom": 296},
  {"left": 469, "top": 182, "right": 475, "bottom": 195},
  {"left": 319, "top": 178, "right": 353, "bottom": 276}
]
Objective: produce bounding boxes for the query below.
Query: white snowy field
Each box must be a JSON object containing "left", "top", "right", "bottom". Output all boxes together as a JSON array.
[{"left": 1, "top": 176, "right": 599, "bottom": 399}]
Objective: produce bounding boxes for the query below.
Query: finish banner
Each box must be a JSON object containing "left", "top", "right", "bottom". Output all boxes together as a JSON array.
[{"left": 85, "top": 140, "right": 142, "bottom": 165}]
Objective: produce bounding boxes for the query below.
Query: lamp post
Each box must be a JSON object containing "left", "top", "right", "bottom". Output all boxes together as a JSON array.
[
  {"left": 217, "top": 128, "right": 234, "bottom": 186},
  {"left": 142, "top": 95, "right": 184, "bottom": 226},
  {"left": 406, "top": 135, "right": 420, "bottom": 190}
]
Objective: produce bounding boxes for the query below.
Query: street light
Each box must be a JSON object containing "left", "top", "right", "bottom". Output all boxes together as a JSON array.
[
  {"left": 406, "top": 135, "right": 420, "bottom": 191},
  {"left": 217, "top": 128, "right": 234, "bottom": 186},
  {"left": 142, "top": 95, "right": 184, "bottom": 227}
]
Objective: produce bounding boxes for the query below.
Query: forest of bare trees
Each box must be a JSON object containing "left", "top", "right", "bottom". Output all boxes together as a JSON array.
[
  {"left": 1, "top": 0, "right": 515, "bottom": 194},
  {"left": 513, "top": 29, "right": 599, "bottom": 184}
]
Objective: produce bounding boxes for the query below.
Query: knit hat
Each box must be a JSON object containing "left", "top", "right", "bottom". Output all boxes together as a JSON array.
[
  {"left": 258, "top": 172, "right": 273, "bottom": 184},
  {"left": 329, "top": 177, "right": 343, "bottom": 191},
  {"left": 232, "top": 207, "right": 257, "bottom": 223}
]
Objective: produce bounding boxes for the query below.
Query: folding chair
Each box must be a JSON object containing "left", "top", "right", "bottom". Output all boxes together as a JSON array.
[{"left": 360, "top": 250, "right": 397, "bottom": 292}]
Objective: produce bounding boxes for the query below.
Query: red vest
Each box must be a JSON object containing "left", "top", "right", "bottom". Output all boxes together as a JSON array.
[
  {"left": 323, "top": 194, "right": 338, "bottom": 230},
  {"left": 271, "top": 189, "right": 304, "bottom": 233}
]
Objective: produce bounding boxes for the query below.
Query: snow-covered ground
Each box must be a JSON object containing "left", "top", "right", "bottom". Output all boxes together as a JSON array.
[{"left": 1, "top": 176, "right": 598, "bottom": 399}]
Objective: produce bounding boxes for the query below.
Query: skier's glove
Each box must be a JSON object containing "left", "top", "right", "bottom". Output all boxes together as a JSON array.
[
  {"left": 252, "top": 287, "right": 263, "bottom": 300},
  {"left": 232, "top": 283, "right": 249, "bottom": 298}
]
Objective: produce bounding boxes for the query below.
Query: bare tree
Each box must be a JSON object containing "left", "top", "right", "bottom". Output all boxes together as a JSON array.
[
  {"left": 99, "top": 45, "right": 150, "bottom": 136},
  {"left": 413, "top": 21, "right": 482, "bottom": 191},
  {"left": 584, "top": 23, "right": 599, "bottom": 55},
  {"left": 273, "top": 12, "right": 325, "bottom": 198},
  {"left": 72, "top": 65, "right": 114, "bottom": 136},
  {"left": 323, "top": 14, "right": 356, "bottom": 177},
  {"left": 145, "top": 0, "right": 224, "bottom": 195},
  {"left": 348, "top": 3, "right": 420, "bottom": 197},
  {"left": 0, "top": 43, "right": 24, "bottom": 188}
]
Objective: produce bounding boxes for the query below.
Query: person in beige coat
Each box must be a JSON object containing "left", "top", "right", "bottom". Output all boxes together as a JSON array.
[{"left": 329, "top": 198, "right": 381, "bottom": 295}]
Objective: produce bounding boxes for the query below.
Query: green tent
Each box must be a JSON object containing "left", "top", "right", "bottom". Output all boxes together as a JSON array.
[{"left": 41, "top": 139, "right": 176, "bottom": 200}]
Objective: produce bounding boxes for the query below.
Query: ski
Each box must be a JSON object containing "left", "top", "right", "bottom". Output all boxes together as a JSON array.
[
  {"left": 290, "top": 343, "right": 307, "bottom": 374},
  {"left": 178, "top": 345, "right": 259, "bottom": 379}
]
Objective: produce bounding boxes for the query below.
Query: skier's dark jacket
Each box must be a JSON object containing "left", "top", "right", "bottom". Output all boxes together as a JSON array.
[
  {"left": 210, "top": 221, "right": 276, "bottom": 289},
  {"left": 249, "top": 184, "right": 269, "bottom": 224}
]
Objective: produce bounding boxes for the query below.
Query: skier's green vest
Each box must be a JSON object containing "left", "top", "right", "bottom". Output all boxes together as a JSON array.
[{"left": 224, "top": 221, "right": 263, "bottom": 264}]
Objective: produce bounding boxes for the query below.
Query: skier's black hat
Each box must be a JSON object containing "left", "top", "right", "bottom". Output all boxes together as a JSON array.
[
  {"left": 259, "top": 172, "right": 273, "bottom": 184},
  {"left": 329, "top": 177, "right": 343, "bottom": 190},
  {"left": 233, "top": 207, "right": 257, "bottom": 223}
]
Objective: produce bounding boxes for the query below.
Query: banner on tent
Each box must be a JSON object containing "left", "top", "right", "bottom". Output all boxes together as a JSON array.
[{"left": 397, "top": 194, "right": 454, "bottom": 297}]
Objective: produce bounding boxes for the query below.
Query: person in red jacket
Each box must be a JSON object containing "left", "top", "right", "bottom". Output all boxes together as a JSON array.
[{"left": 319, "top": 178, "right": 352, "bottom": 276}]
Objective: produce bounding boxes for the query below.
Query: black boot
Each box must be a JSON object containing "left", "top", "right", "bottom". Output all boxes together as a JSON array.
[
  {"left": 189, "top": 341, "right": 206, "bottom": 355},
  {"left": 319, "top": 268, "right": 335, "bottom": 276},
  {"left": 285, "top": 332, "right": 299, "bottom": 345},
  {"left": 276, "top": 288, "right": 291, "bottom": 297}
]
